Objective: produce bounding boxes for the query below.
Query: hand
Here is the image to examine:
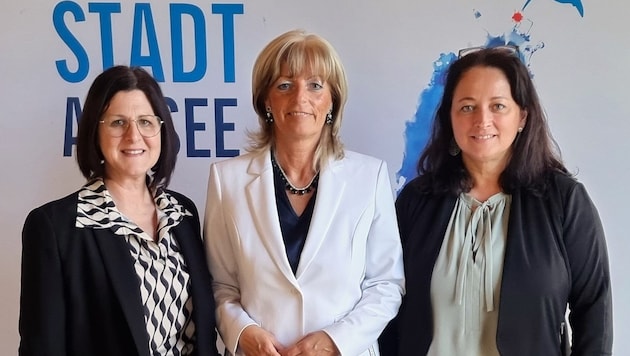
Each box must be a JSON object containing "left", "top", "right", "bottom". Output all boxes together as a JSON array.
[
  {"left": 239, "top": 325, "right": 284, "bottom": 356},
  {"left": 280, "top": 331, "right": 340, "bottom": 356}
]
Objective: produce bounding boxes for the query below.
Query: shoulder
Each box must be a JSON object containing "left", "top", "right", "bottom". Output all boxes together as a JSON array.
[
  {"left": 342, "top": 150, "right": 383, "bottom": 165},
  {"left": 549, "top": 171, "right": 580, "bottom": 190},
  {"left": 212, "top": 151, "right": 261, "bottom": 171},
  {"left": 543, "top": 171, "right": 587, "bottom": 204},
  {"left": 397, "top": 175, "right": 432, "bottom": 200},
  {"left": 328, "top": 151, "right": 390, "bottom": 188},
  {"left": 164, "top": 189, "right": 197, "bottom": 213},
  {"left": 23, "top": 190, "right": 82, "bottom": 241},
  {"left": 336, "top": 150, "right": 385, "bottom": 172},
  {"left": 396, "top": 176, "right": 456, "bottom": 212},
  {"left": 27, "top": 190, "right": 80, "bottom": 218}
]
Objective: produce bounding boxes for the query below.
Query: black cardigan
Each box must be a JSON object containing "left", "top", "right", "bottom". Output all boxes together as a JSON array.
[
  {"left": 19, "top": 189, "right": 219, "bottom": 356},
  {"left": 379, "top": 172, "right": 612, "bottom": 356}
]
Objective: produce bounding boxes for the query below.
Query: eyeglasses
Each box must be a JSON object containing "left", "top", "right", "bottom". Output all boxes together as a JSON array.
[
  {"left": 99, "top": 115, "right": 163, "bottom": 138},
  {"left": 458, "top": 44, "right": 519, "bottom": 58}
]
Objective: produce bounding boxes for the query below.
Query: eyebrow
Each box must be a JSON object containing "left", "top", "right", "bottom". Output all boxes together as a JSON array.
[
  {"left": 277, "top": 73, "right": 323, "bottom": 80},
  {"left": 455, "top": 96, "right": 510, "bottom": 102}
]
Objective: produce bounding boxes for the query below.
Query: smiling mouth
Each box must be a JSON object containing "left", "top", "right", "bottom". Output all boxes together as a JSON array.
[
  {"left": 473, "top": 134, "right": 496, "bottom": 140},
  {"left": 287, "top": 111, "right": 312, "bottom": 117},
  {"left": 123, "top": 149, "right": 144, "bottom": 155}
]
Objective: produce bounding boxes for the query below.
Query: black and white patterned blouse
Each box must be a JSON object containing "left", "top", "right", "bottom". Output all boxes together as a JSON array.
[{"left": 75, "top": 178, "right": 196, "bottom": 355}]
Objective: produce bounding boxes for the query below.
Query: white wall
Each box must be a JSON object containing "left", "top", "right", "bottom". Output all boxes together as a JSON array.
[{"left": 1, "top": 0, "right": 627, "bottom": 353}]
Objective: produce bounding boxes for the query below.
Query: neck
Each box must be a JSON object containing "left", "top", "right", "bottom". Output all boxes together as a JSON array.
[
  {"left": 103, "top": 177, "right": 153, "bottom": 206},
  {"left": 103, "top": 177, "right": 158, "bottom": 240},
  {"left": 463, "top": 159, "right": 505, "bottom": 202},
  {"left": 272, "top": 142, "right": 318, "bottom": 181},
  {"left": 271, "top": 148, "right": 319, "bottom": 195}
]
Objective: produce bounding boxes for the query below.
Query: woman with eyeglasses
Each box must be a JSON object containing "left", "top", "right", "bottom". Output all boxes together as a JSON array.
[
  {"left": 379, "top": 47, "right": 612, "bottom": 355},
  {"left": 19, "top": 65, "right": 220, "bottom": 356}
]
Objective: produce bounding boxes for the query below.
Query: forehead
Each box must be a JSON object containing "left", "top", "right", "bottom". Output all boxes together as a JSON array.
[
  {"left": 104, "top": 90, "right": 152, "bottom": 113},
  {"left": 278, "top": 63, "right": 322, "bottom": 79},
  {"left": 276, "top": 46, "right": 332, "bottom": 78},
  {"left": 453, "top": 66, "right": 512, "bottom": 97}
]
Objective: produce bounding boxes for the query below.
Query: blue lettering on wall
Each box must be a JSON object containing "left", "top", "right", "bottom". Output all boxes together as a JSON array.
[
  {"left": 165, "top": 96, "right": 179, "bottom": 113},
  {"left": 171, "top": 4, "right": 207, "bottom": 82},
  {"left": 53, "top": 1, "right": 245, "bottom": 83},
  {"left": 165, "top": 97, "right": 181, "bottom": 154},
  {"left": 53, "top": 1, "right": 89, "bottom": 83},
  {"left": 212, "top": 3, "right": 243, "bottom": 83},
  {"left": 63, "top": 97, "right": 82, "bottom": 156},
  {"left": 130, "top": 3, "right": 165, "bottom": 81},
  {"left": 88, "top": 2, "right": 121, "bottom": 70},
  {"left": 185, "top": 98, "right": 211, "bottom": 157},
  {"left": 214, "top": 98, "right": 239, "bottom": 157}
]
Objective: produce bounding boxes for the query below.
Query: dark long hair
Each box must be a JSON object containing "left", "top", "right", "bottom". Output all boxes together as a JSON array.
[
  {"left": 76, "top": 65, "right": 179, "bottom": 192},
  {"left": 414, "top": 47, "right": 568, "bottom": 195}
]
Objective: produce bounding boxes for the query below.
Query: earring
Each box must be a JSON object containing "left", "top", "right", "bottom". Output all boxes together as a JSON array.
[
  {"left": 449, "top": 138, "right": 461, "bottom": 156},
  {"left": 265, "top": 108, "right": 274, "bottom": 124},
  {"left": 517, "top": 127, "right": 523, "bottom": 133},
  {"left": 325, "top": 112, "right": 333, "bottom": 125}
]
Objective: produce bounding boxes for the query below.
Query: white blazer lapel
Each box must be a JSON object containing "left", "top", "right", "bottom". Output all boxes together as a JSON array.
[
  {"left": 295, "top": 157, "right": 346, "bottom": 279},
  {"left": 245, "top": 150, "right": 297, "bottom": 280}
]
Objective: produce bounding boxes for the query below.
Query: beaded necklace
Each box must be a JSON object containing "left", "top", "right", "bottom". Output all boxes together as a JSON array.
[{"left": 271, "top": 153, "right": 319, "bottom": 195}]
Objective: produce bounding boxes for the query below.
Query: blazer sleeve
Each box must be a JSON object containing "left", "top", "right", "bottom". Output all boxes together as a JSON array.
[
  {"left": 203, "top": 163, "right": 257, "bottom": 354},
  {"left": 19, "top": 206, "right": 67, "bottom": 356},
  {"left": 563, "top": 181, "right": 613, "bottom": 354},
  {"left": 322, "top": 160, "right": 406, "bottom": 355}
]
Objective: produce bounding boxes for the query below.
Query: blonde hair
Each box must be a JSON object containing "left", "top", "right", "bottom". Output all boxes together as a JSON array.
[{"left": 248, "top": 29, "right": 348, "bottom": 170}]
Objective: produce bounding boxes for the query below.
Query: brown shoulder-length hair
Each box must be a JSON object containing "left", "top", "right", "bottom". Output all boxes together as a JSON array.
[
  {"left": 248, "top": 29, "right": 348, "bottom": 170},
  {"left": 414, "top": 46, "right": 569, "bottom": 195},
  {"left": 76, "top": 65, "right": 179, "bottom": 192}
]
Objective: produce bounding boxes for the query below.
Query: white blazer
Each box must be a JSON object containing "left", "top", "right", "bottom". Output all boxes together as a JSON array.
[{"left": 204, "top": 149, "right": 405, "bottom": 356}]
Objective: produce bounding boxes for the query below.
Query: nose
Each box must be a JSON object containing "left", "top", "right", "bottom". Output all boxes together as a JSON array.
[
  {"left": 293, "top": 83, "right": 308, "bottom": 103},
  {"left": 122, "top": 119, "right": 142, "bottom": 140},
  {"left": 473, "top": 107, "right": 492, "bottom": 128}
]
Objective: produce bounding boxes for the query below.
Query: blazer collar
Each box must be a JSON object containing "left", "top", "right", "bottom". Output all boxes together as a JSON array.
[
  {"left": 245, "top": 150, "right": 295, "bottom": 279},
  {"left": 295, "top": 157, "right": 346, "bottom": 279},
  {"left": 245, "top": 150, "right": 347, "bottom": 280},
  {"left": 93, "top": 230, "right": 151, "bottom": 356}
]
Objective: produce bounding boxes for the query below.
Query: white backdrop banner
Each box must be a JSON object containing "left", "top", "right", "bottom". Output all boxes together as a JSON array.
[{"left": 1, "top": 0, "right": 628, "bottom": 353}]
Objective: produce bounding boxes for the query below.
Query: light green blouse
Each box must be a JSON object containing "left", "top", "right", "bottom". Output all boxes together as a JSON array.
[{"left": 427, "top": 192, "right": 511, "bottom": 356}]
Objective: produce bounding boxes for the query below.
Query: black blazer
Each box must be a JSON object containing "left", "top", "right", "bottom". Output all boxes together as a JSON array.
[
  {"left": 379, "top": 172, "right": 613, "bottom": 356},
  {"left": 19, "top": 189, "right": 219, "bottom": 356}
]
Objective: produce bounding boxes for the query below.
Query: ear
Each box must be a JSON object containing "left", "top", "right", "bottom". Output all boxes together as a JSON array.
[{"left": 520, "top": 109, "right": 528, "bottom": 128}]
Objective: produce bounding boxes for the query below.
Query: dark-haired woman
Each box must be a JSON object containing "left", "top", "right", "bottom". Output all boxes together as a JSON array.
[
  {"left": 19, "top": 65, "right": 219, "bottom": 356},
  {"left": 380, "top": 47, "right": 612, "bottom": 356}
]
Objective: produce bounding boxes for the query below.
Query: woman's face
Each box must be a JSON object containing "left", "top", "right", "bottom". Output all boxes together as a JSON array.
[
  {"left": 265, "top": 63, "right": 333, "bottom": 145},
  {"left": 450, "top": 66, "right": 527, "bottom": 169},
  {"left": 98, "top": 89, "right": 161, "bottom": 184}
]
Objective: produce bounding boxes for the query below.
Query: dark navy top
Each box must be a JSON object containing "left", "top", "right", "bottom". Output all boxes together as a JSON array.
[{"left": 272, "top": 164, "right": 316, "bottom": 274}]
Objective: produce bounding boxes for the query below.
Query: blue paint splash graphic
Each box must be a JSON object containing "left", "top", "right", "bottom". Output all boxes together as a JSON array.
[{"left": 522, "top": 0, "right": 584, "bottom": 17}]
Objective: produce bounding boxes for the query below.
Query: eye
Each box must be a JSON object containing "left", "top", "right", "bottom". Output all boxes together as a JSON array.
[
  {"left": 492, "top": 103, "right": 507, "bottom": 111},
  {"left": 308, "top": 81, "right": 324, "bottom": 90},
  {"left": 110, "top": 118, "right": 127, "bottom": 127},
  {"left": 137, "top": 116, "right": 155, "bottom": 127},
  {"left": 460, "top": 105, "right": 474, "bottom": 113},
  {"left": 277, "top": 82, "right": 291, "bottom": 90}
]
